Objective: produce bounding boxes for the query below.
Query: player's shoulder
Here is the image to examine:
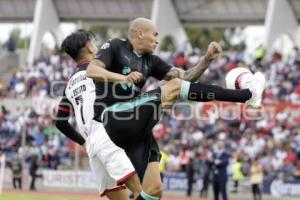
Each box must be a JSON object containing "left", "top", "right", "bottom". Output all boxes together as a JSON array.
[
  {"left": 113, "top": 38, "right": 127, "bottom": 43},
  {"left": 111, "top": 38, "right": 128, "bottom": 48},
  {"left": 146, "top": 54, "right": 163, "bottom": 63},
  {"left": 68, "top": 69, "right": 81, "bottom": 80},
  {"left": 100, "top": 38, "right": 126, "bottom": 50}
]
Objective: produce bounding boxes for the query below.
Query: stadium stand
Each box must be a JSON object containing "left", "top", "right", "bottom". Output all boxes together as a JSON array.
[{"left": 1, "top": 48, "right": 300, "bottom": 184}]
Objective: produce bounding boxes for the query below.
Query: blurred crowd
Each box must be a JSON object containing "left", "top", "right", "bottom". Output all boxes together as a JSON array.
[
  {"left": 154, "top": 47, "right": 300, "bottom": 183},
  {"left": 1, "top": 46, "right": 300, "bottom": 190},
  {"left": 0, "top": 104, "right": 84, "bottom": 170},
  {"left": 0, "top": 51, "right": 74, "bottom": 98}
]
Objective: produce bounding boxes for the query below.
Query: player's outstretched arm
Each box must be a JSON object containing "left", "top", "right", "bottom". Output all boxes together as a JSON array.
[
  {"left": 86, "top": 59, "right": 126, "bottom": 83},
  {"left": 163, "top": 42, "right": 222, "bottom": 82},
  {"left": 86, "top": 59, "right": 143, "bottom": 83}
]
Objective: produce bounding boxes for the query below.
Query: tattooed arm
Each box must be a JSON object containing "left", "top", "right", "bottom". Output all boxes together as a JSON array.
[{"left": 163, "top": 42, "right": 222, "bottom": 82}]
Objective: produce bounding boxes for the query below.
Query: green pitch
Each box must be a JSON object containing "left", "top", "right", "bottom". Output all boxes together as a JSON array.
[{"left": 0, "top": 193, "right": 81, "bottom": 200}]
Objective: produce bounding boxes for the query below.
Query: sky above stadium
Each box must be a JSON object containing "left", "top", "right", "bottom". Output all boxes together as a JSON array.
[{"left": 0, "top": 23, "right": 76, "bottom": 49}]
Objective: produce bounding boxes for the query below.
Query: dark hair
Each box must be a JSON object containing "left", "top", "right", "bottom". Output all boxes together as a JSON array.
[{"left": 61, "top": 29, "right": 95, "bottom": 60}]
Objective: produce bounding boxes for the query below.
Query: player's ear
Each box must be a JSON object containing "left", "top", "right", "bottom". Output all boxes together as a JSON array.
[
  {"left": 86, "top": 42, "right": 93, "bottom": 53},
  {"left": 137, "top": 30, "right": 143, "bottom": 39}
]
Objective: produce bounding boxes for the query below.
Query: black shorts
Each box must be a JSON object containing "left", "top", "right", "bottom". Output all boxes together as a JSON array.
[
  {"left": 126, "top": 131, "right": 160, "bottom": 179},
  {"left": 100, "top": 88, "right": 162, "bottom": 179}
]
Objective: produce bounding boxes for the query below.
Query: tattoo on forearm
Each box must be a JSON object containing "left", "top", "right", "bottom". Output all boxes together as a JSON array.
[
  {"left": 184, "top": 57, "right": 211, "bottom": 82},
  {"left": 163, "top": 56, "right": 211, "bottom": 82}
]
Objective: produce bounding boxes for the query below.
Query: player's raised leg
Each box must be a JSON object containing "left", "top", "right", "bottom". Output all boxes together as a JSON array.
[{"left": 160, "top": 71, "right": 265, "bottom": 109}]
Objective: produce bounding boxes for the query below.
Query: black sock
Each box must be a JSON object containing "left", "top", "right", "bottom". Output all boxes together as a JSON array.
[{"left": 187, "top": 82, "right": 252, "bottom": 103}]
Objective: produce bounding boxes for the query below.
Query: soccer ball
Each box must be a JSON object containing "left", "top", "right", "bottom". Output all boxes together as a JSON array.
[{"left": 225, "top": 67, "right": 253, "bottom": 90}]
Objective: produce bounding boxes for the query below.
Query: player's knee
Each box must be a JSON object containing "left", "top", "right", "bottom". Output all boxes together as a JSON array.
[
  {"left": 144, "top": 182, "right": 164, "bottom": 197},
  {"left": 168, "top": 78, "right": 182, "bottom": 91},
  {"left": 163, "top": 78, "right": 182, "bottom": 100}
]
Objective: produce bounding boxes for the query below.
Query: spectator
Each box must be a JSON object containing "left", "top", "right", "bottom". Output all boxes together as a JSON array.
[
  {"left": 199, "top": 152, "right": 211, "bottom": 198},
  {"left": 250, "top": 157, "right": 263, "bottom": 200},
  {"left": 10, "top": 154, "right": 22, "bottom": 189},
  {"left": 231, "top": 157, "right": 244, "bottom": 193},
  {"left": 179, "top": 146, "right": 192, "bottom": 172},
  {"left": 186, "top": 157, "right": 196, "bottom": 197},
  {"left": 29, "top": 155, "right": 42, "bottom": 190},
  {"left": 292, "top": 160, "right": 300, "bottom": 180},
  {"left": 175, "top": 52, "right": 189, "bottom": 70},
  {"left": 159, "top": 149, "right": 168, "bottom": 181},
  {"left": 5, "top": 36, "right": 16, "bottom": 53},
  {"left": 211, "top": 141, "right": 229, "bottom": 200}
]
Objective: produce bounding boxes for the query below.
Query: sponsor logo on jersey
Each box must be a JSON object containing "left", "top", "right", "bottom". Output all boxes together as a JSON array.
[
  {"left": 120, "top": 66, "right": 140, "bottom": 92},
  {"left": 100, "top": 42, "right": 110, "bottom": 50},
  {"left": 122, "top": 66, "right": 131, "bottom": 75}
]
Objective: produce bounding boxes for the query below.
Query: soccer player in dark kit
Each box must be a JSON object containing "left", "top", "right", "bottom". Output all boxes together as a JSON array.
[{"left": 87, "top": 17, "right": 265, "bottom": 200}]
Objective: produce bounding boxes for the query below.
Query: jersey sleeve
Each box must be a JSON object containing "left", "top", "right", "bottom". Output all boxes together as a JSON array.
[
  {"left": 94, "top": 38, "right": 120, "bottom": 69},
  {"left": 149, "top": 55, "right": 173, "bottom": 80},
  {"left": 57, "top": 95, "right": 73, "bottom": 114},
  {"left": 55, "top": 91, "right": 85, "bottom": 145}
]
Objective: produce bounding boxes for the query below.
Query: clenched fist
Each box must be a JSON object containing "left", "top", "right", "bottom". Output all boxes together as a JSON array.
[
  {"left": 205, "top": 41, "right": 222, "bottom": 61},
  {"left": 125, "top": 71, "right": 143, "bottom": 83}
]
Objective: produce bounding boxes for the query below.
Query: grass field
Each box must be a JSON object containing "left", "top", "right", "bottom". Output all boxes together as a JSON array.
[
  {"left": 0, "top": 193, "right": 82, "bottom": 200},
  {"left": 1, "top": 189, "right": 210, "bottom": 200},
  {"left": 1, "top": 190, "right": 101, "bottom": 200},
  {"left": 4, "top": 189, "right": 298, "bottom": 200},
  {"left": 0, "top": 192, "right": 207, "bottom": 200}
]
